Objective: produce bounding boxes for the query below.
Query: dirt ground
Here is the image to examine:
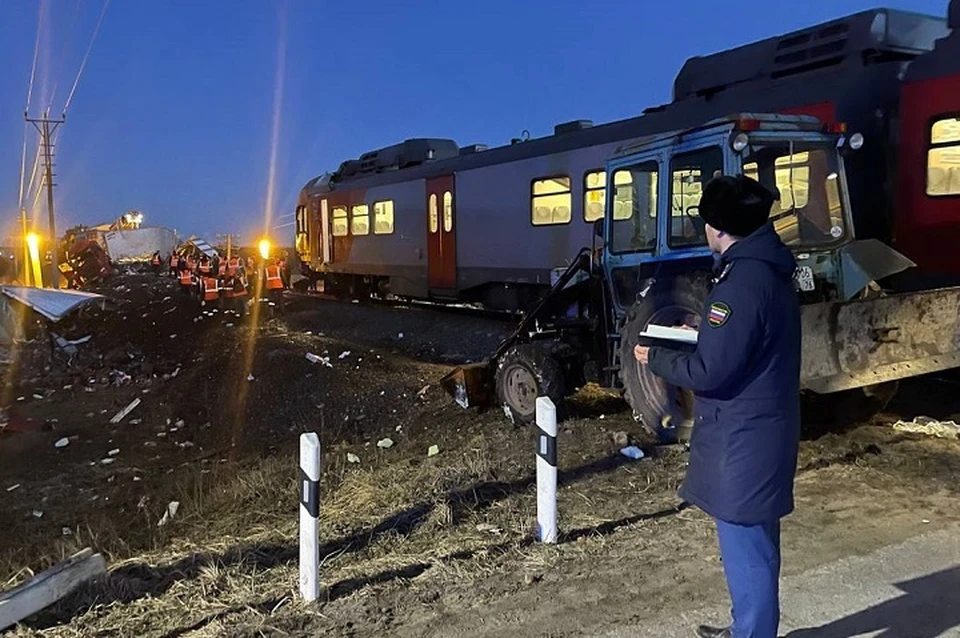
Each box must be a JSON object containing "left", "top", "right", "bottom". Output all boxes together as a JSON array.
[{"left": 1, "top": 272, "right": 960, "bottom": 637}]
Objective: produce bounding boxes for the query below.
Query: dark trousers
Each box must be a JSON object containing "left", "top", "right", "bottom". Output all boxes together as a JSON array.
[{"left": 716, "top": 518, "right": 781, "bottom": 638}]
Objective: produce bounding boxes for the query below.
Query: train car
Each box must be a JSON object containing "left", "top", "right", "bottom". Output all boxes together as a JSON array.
[
  {"left": 295, "top": 2, "right": 959, "bottom": 310},
  {"left": 896, "top": 0, "right": 960, "bottom": 286}
]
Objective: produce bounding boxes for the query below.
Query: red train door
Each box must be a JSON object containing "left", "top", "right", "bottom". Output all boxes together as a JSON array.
[{"left": 426, "top": 175, "right": 457, "bottom": 290}]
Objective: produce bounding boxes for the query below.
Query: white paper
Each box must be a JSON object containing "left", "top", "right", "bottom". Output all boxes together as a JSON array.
[{"left": 638, "top": 324, "right": 699, "bottom": 344}]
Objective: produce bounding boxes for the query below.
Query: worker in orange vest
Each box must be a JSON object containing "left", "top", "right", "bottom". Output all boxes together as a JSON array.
[
  {"left": 198, "top": 255, "right": 212, "bottom": 275},
  {"left": 200, "top": 275, "right": 220, "bottom": 306},
  {"left": 168, "top": 252, "right": 178, "bottom": 278},
  {"left": 178, "top": 266, "right": 195, "bottom": 296},
  {"left": 263, "top": 258, "right": 285, "bottom": 316},
  {"left": 219, "top": 268, "right": 233, "bottom": 313},
  {"left": 229, "top": 270, "right": 249, "bottom": 317},
  {"left": 150, "top": 251, "right": 162, "bottom": 275}
]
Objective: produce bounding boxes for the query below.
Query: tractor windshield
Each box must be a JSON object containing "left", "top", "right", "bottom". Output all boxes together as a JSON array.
[{"left": 742, "top": 141, "right": 847, "bottom": 246}]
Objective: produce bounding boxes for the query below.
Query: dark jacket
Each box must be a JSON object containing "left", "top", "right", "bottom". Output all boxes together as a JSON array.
[{"left": 648, "top": 223, "right": 801, "bottom": 525}]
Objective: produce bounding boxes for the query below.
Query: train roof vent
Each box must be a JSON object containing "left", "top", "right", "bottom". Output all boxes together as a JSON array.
[
  {"left": 459, "top": 144, "right": 488, "bottom": 155},
  {"left": 341, "top": 139, "right": 459, "bottom": 178},
  {"left": 554, "top": 119, "right": 594, "bottom": 134},
  {"left": 672, "top": 9, "right": 947, "bottom": 101}
]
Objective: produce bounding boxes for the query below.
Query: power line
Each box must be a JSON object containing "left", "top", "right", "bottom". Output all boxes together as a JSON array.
[
  {"left": 24, "top": 1, "right": 44, "bottom": 113},
  {"left": 49, "top": 0, "right": 82, "bottom": 112},
  {"left": 63, "top": 0, "right": 111, "bottom": 116}
]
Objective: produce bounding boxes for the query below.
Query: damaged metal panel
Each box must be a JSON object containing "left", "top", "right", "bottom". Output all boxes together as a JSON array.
[
  {"left": 801, "top": 287, "right": 960, "bottom": 393},
  {"left": 0, "top": 286, "right": 104, "bottom": 322},
  {"left": 838, "top": 239, "right": 916, "bottom": 300}
]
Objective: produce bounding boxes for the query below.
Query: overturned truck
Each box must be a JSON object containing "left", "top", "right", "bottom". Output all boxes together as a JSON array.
[{"left": 442, "top": 114, "right": 960, "bottom": 441}]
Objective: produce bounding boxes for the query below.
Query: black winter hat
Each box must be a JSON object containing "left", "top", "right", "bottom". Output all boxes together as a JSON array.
[{"left": 698, "top": 175, "right": 775, "bottom": 237}]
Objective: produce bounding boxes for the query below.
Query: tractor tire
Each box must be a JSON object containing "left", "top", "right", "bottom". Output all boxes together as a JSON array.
[
  {"left": 619, "top": 275, "right": 711, "bottom": 443},
  {"left": 495, "top": 343, "right": 566, "bottom": 425}
]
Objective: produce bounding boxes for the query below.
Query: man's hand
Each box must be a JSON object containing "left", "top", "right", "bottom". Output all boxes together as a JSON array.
[{"left": 634, "top": 345, "right": 650, "bottom": 365}]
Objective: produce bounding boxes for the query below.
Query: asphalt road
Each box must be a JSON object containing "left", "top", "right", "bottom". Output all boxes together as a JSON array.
[{"left": 604, "top": 524, "right": 960, "bottom": 638}]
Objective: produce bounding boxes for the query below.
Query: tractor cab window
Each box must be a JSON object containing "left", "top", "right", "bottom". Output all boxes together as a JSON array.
[
  {"left": 669, "top": 147, "right": 723, "bottom": 247},
  {"left": 742, "top": 142, "right": 845, "bottom": 246},
  {"left": 609, "top": 162, "right": 658, "bottom": 253}
]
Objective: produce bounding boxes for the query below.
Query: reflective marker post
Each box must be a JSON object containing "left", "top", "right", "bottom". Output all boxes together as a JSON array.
[
  {"left": 536, "top": 397, "right": 558, "bottom": 544},
  {"left": 299, "top": 432, "right": 321, "bottom": 601}
]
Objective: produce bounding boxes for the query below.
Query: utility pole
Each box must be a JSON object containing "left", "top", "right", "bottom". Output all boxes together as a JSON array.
[
  {"left": 216, "top": 233, "right": 240, "bottom": 260},
  {"left": 26, "top": 112, "right": 65, "bottom": 288}
]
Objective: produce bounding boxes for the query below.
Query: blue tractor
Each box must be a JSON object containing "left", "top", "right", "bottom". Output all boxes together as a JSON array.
[{"left": 442, "top": 113, "right": 960, "bottom": 442}]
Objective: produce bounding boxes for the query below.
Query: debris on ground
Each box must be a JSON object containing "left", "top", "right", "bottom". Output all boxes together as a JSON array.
[
  {"left": 109, "top": 398, "right": 141, "bottom": 424},
  {"left": 892, "top": 416, "right": 960, "bottom": 439},
  {"left": 157, "top": 501, "right": 180, "bottom": 527},
  {"left": 376, "top": 438, "right": 394, "bottom": 449},
  {"left": 427, "top": 444, "right": 440, "bottom": 457},
  {"left": 346, "top": 453, "right": 360, "bottom": 464},
  {"left": 612, "top": 431, "right": 629, "bottom": 447},
  {"left": 305, "top": 352, "right": 332, "bottom": 367},
  {"left": 619, "top": 446, "right": 645, "bottom": 460},
  {"left": 54, "top": 438, "right": 70, "bottom": 449},
  {"left": 417, "top": 385, "right": 430, "bottom": 399}
]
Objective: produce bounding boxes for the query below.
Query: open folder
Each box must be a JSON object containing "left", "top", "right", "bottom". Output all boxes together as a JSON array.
[{"left": 637, "top": 324, "right": 699, "bottom": 344}]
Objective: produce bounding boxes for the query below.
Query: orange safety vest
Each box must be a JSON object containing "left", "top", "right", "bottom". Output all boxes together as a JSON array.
[
  {"left": 151, "top": 254, "right": 161, "bottom": 266},
  {"left": 231, "top": 277, "right": 248, "bottom": 298},
  {"left": 201, "top": 276, "right": 220, "bottom": 301},
  {"left": 264, "top": 265, "right": 283, "bottom": 290},
  {"left": 179, "top": 270, "right": 194, "bottom": 286},
  {"left": 220, "top": 276, "right": 233, "bottom": 297},
  {"left": 169, "top": 254, "right": 177, "bottom": 268}
]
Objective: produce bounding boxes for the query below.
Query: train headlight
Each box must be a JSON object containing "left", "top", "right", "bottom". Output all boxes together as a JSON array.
[
  {"left": 849, "top": 133, "right": 864, "bottom": 150},
  {"left": 731, "top": 132, "right": 750, "bottom": 153}
]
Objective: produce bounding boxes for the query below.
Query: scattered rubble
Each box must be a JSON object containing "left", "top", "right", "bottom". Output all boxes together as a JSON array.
[
  {"left": 376, "top": 438, "right": 394, "bottom": 449},
  {"left": 54, "top": 438, "right": 70, "bottom": 449},
  {"left": 157, "top": 501, "right": 180, "bottom": 527},
  {"left": 892, "top": 416, "right": 960, "bottom": 439},
  {"left": 346, "top": 453, "right": 360, "bottom": 464},
  {"left": 427, "top": 444, "right": 440, "bottom": 457},
  {"left": 109, "top": 398, "right": 141, "bottom": 424}
]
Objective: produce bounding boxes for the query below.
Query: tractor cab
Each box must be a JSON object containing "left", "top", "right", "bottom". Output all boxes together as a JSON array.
[{"left": 599, "top": 113, "right": 869, "bottom": 318}]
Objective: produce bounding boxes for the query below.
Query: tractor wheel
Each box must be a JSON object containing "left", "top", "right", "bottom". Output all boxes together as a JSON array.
[
  {"left": 495, "top": 343, "right": 566, "bottom": 425},
  {"left": 619, "top": 275, "right": 711, "bottom": 443}
]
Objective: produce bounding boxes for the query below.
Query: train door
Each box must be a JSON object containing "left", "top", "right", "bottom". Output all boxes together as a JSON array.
[{"left": 426, "top": 175, "right": 457, "bottom": 290}]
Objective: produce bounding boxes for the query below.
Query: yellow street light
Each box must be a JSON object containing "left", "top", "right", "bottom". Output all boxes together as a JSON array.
[
  {"left": 258, "top": 239, "right": 271, "bottom": 260},
  {"left": 26, "top": 233, "right": 43, "bottom": 287}
]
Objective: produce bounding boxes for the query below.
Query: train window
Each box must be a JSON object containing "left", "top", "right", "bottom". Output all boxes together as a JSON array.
[
  {"left": 295, "top": 205, "right": 308, "bottom": 235},
  {"left": 610, "top": 162, "right": 659, "bottom": 254},
  {"left": 351, "top": 204, "right": 370, "bottom": 236},
  {"left": 584, "top": 171, "right": 605, "bottom": 222},
  {"left": 332, "top": 206, "right": 348, "bottom": 237},
  {"left": 744, "top": 153, "right": 811, "bottom": 209},
  {"left": 443, "top": 192, "right": 454, "bottom": 231},
  {"left": 429, "top": 194, "right": 439, "bottom": 233},
  {"left": 373, "top": 201, "right": 394, "bottom": 234},
  {"left": 669, "top": 146, "right": 723, "bottom": 247},
  {"left": 927, "top": 116, "right": 960, "bottom": 197},
  {"left": 531, "top": 176, "right": 572, "bottom": 225}
]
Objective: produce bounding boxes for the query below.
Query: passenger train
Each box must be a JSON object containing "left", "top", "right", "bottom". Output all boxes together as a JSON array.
[{"left": 295, "top": 1, "right": 960, "bottom": 311}]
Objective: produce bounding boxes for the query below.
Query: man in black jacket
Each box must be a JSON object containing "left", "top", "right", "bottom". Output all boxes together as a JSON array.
[{"left": 634, "top": 175, "right": 801, "bottom": 638}]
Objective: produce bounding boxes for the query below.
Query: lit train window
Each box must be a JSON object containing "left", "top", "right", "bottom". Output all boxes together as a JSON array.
[
  {"left": 429, "top": 194, "right": 439, "bottom": 233},
  {"left": 584, "top": 171, "right": 605, "bottom": 222},
  {"left": 332, "top": 206, "right": 348, "bottom": 237},
  {"left": 927, "top": 116, "right": 960, "bottom": 197},
  {"left": 443, "top": 192, "right": 453, "bottom": 231},
  {"left": 374, "top": 201, "right": 395, "bottom": 234},
  {"left": 351, "top": 204, "right": 370, "bottom": 235},
  {"left": 531, "top": 176, "right": 572, "bottom": 225},
  {"left": 611, "top": 171, "right": 637, "bottom": 221}
]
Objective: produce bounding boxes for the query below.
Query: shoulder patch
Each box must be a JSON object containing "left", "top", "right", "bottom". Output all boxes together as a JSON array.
[{"left": 707, "top": 301, "right": 731, "bottom": 328}]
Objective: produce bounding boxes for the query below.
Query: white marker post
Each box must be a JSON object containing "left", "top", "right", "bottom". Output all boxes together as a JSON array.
[
  {"left": 535, "top": 397, "right": 558, "bottom": 544},
  {"left": 299, "top": 432, "right": 321, "bottom": 601}
]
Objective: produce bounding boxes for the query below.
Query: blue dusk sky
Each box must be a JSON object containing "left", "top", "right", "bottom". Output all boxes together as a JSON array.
[{"left": 0, "top": 0, "right": 950, "bottom": 244}]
